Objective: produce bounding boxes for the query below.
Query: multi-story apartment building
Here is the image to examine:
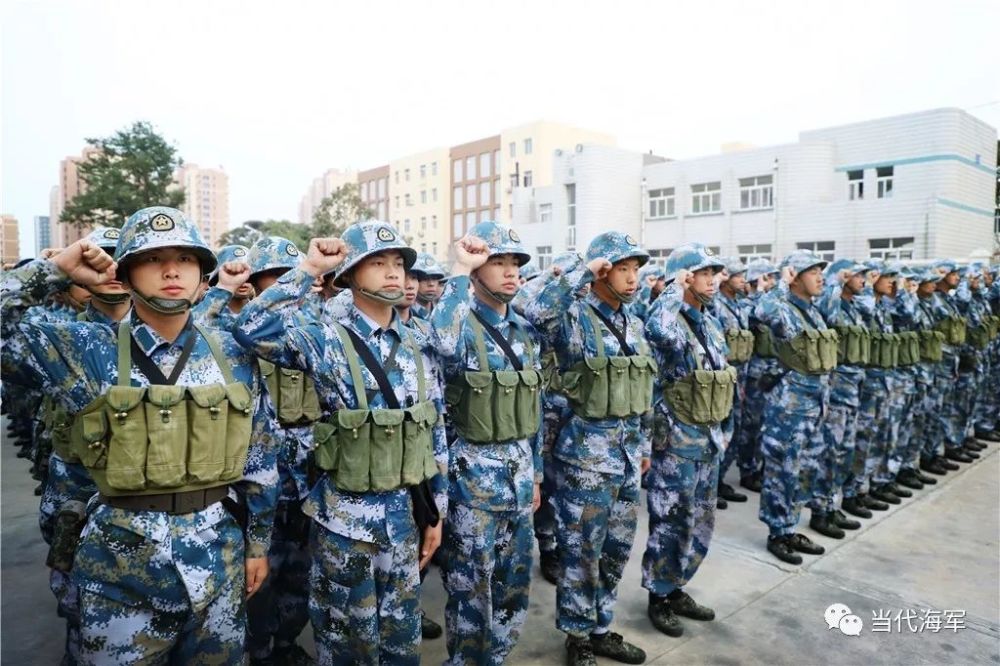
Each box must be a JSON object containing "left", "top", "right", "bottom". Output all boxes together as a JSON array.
[
  {"left": 1, "top": 214, "right": 21, "bottom": 265},
  {"left": 358, "top": 165, "right": 390, "bottom": 225},
  {"left": 388, "top": 148, "right": 450, "bottom": 260},
  {"left": 298, "top": 168, "right": 359, "bottom": 224},
  {"left": 174, "top": 164, "right": 230, "bottom": 249},
  {"left": 449, "top": 135, "right": 502, "bottom": 244},
  {"left": 34, "top": 215, "right": 51, "bottom": 255},
  {"left": 50, "top": 146, "right": 102, "bottom": 247}
]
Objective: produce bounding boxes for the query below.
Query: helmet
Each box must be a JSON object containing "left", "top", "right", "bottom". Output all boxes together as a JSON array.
[
  {"left": 780, "top": 250, "right": 828, "bottom": 275},
  {"left": 410, "top": 252, "right": 447, "bottom": 280},
  {"left": 552, "top": 251, "right": 581, "bottom": 273},
  {"left": 932, "top": 259, "right": 958, "bottom": 275},
  {"left": 965, "top": 261, "right": 986, "bottom": 278},
  {"left": 85, "top": 226, "right": 122, "bottom": 254},
  {"left": 917, "top": 267, "right": 943, "bottom": 284},
  {"left": 114, "top": 206, "right": 216, "bottom": 276},
  {"left": 209, "top": 244, "right": 251, "bottom": 285},
  {"left": 333, "top": 220, "right": 416, "bottom": 288},
  {"left": 585, "top": 231, "right": 650, "bottom": 267},
  {"left": 664, "top": 243, "right": 725, "bottom": 277},
  {"left": 746, "top": 258, "right": 779, "bottom": 283},
  {"left": 723, "top": 257, "right": 748, "bottom": 276},
  {"left": 519, "top": 260, "right": 542, "bottom": 281},
  {"left": 248, "top": 237, "right": 302, "bottom": 280},
  {"left": 466, "top": 221, "right": 530, "bottom": 266},
  {"left": 865, "top": 259, "right": 899, "bottom": 278},
  {"left": 824, "top": 259, "right": 868, "bottom": 285},
  {"left": 892, "top": 262, "right": 918, "bottom": 280}
]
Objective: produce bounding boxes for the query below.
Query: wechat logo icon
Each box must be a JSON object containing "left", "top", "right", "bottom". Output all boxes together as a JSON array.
[{"left": 826, "top": 603, "right": 863, "bottom": 636}]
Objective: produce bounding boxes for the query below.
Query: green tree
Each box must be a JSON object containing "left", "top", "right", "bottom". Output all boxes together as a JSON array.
[
  {"left": 60, "top": 121, "right": 185, "bottom": 229},
  {"left": 217, "top": 219, "right": 312, "bottom": 251},
  {"left": 311, "top": 183, "right": 375, "bottom": 237}
]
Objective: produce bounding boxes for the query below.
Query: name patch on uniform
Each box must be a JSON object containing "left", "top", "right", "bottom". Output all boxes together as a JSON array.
[
  {"left": 377, "top": 227, "right": 396, "bottom": 242},
  {"left": 149, "top": 214, "right": 175, "bottom": 232}
]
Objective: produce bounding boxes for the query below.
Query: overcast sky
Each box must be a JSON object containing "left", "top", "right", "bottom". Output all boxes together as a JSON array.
[{"left": 3, "top": 0, "right": 998, "bottom": 254}]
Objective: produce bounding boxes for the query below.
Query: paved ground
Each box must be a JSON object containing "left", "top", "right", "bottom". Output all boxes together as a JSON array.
[{"left": 3, "top": 422, "right": 998, "bottom": 664}]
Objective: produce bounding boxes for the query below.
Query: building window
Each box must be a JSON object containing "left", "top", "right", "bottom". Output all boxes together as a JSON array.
[
  {"left": 465, "top": 211, "right": 476, "bottom": 230},
  {"left": 395, "top": 171, "right": 399, "bottom": 184},
  {"left": 480, "top": 152, "right": 491, "bottom": 178},
  {"left": 394, "top": 195, "right": 400, "bottom": 208},
  {"left": 453, "top": 186, "right": 462, "bottom": 209},
  {"left": 404, "top": 193, "right": 411, "bottom": 206},
  {"left": 509, "top": 142, "right": 516, "bottom": 158},
  {"left": 494, "top": 206, "right": 501, "bottom": 221},
  {"left": 466, "top": 184, "right": 476, "bottom": 208},
  {"left": 419, "top": 164, "right": 426, "bottom": 179},
  {"left": 378, "top": 178, "right": 386, "bottom": 198},
  {"left": 738, "top": 175, "right": 773, "bottom": 210},
  {"left": 480, "top": 181, "right": 491, "bottom": 207},
  {"left": 524, "top": 138, "right": 533, "bottom": 155},
  {"left": 420, "top": 217, "right": 427, "bottom": 230},
  {"left": 537, "top": 245, "right": 552, "bottom": 269},
  {"left": 494, "top": 179, "right": 501, "bottom": 205},
  {"left": 737, "top": 243, "right": 773, "bottom": 264},
  {"left": 647, "top": 248, "right": 672, "bottom": 266},
  {"left": 453, "top": 160, "right": 463, "bottom": 181},
  {"left": 691, "top": 181, "right": 722, "bottom": 214},
  {"left": 432, "top": 242, "right": 438, "bottom": 255},
  {"left": 523, "top": 170, "right": 533, "bottom": 187},
  {"left": 648, "top": 187, "right": 675, "bottom": 218},
  {"left": 848, "top": 170, "right": 864, "bottom": 200},
  {"left": 465, "top": 156, "right": 476, "bottom": 181},
  {"left": 420, "top": 190, "right": 427, "bottom": 204},
  {"left": 539, "top": 203, "right": 552, "bottom": 225},
  {"left": 431, "top": 161, "right": 438, "bottom": 176},
  {"left": 797, "top": 241, "right": 836, "bottom": 262},
  {"left": 377, "top": 202, "right": 386, "bottom": 220},
  {"left": 869, "top": 237, "right": 914, "bottom": 260},
  {"left": 566, "top": 184, "right": 576, "bottom": 250},
  {"left": 432, "top": 188, "right": 438, "bottom": 202},
  {"left": 453, "top": 213, "right": 463, "bottom": 238},
  {"left": 404, "top": 168, "right": 410, "bottom": 182},
  {"left": 404, "top": 219, "right": 411, "bottom": 232},
  {"left": 479, "top": 209, "right": 490, "bottom": 223},
  {"left": 361, "top": 182, "right": 368, "bottom": 199},
  {"left": 509, "top": 173, "right": 519, "bottom": 190},
  {"left": 876, "top": 166, "right": 894, "bottom": 199},
  {"left": 494, "top": 150, "right": 500, "bottom": 173},
  {"left": 431, "top": 215, "right": 437, "bottom": 229}
]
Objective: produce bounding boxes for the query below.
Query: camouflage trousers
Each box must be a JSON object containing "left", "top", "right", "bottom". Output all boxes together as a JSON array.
[
  {"left": 807, "top": 398, "right": 860, "bottom": 511},
  {"left": 872, "top": 374, "right": 908, "bottom": 486},
  {"left": 895, "top": 376, "right": 929, "bottom": 473},
  {"left": 247, "top": 500, "right": 311, "bottom": 659},
  {"left": 308, "top": 524, "right": 421, "bottom": 666},
  {"left": 50, "top": 569, "right": 82, "bottom": 666},
  {"left": 552, "top": 458, "right": 639, "bottom": 637},
  {"left": 974, "top": 347, "right": 998, "bottom": 431},
  {"left": 759, "top": 378, "right": 825, "bottom": 536},
  {"left": 942, "top": 369, "right": 978, "bottom": 447},
  {"left": 534, "top": 408, "right": 566, "bottom": 555},
  {"left": 730, "top": 370, "right": 772, "bottom": 478},
  {"left": 846, "top": 379, "right": 888, "bottom": 496},
  {"left": 718, "top": 366, "right": 748, "bottom": 482},
  {"left": 41, "top": 453, "right": 97, "bottom": 544},
  {"left": 75, "top": 503, "right": 246, "bottom": 665},
  {"left": 442, "top": 504, "right": 533, "bottom": 666},
  {"left": 642, "top": 450, "right": 719, "bottom": 596},
  {"left": 924, "top": 363, "right": 956, "bottom": 459}
]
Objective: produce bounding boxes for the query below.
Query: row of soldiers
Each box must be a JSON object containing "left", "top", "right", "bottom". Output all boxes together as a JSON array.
[{"left": 1, "top": 205, "right": 997, "bottom": 666}]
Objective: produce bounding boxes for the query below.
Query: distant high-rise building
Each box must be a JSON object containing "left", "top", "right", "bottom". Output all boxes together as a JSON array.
[
  {"left": 387, "top": 149, "right": 450, "bottom": 261},
  {"left": 1, "top": 214, "right": 21, "bottom": 265},
  {"left": 34, "top": 215, "right": 51, "bottom": 254},
  {"left": 298, "top": 168, "right": 359, "bottom": 224},
  {"left": 174, "top": 164, "right": 230, "bottom": 249},
  {"left": 449, "top": 135, "right": 501, "bottom": 243},
  {"left": 358, "top": 165, "right": 391, "bottom": 225},
  {"left": 51, "top": 146, "right": 101, "bottom": 248}
]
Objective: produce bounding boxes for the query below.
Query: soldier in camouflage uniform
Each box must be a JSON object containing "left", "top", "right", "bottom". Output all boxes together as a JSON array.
[
  {"left": 411, "top": 251, "right": 448, "bottom": 320},
  {"left": 520, "top": 232, "right": 652, "bottom": 665},
  {"left": 756, "top": 250, "right": 833, "bottom": 565},
  {"left": 975, "top": 265, "right": 1000, "bottom": 442},
  {"left": 2, "top": 206, "right": 277, "bottom": 664},
  {"left": 732, "top": 258, "right": 781, "bottom": 493},
  {"left": 519, "top": 260, "right": 542, "bottom": 285},
  {"left": 951, "top": 262, "right": 991, "bottom": 455},
  {"left": 643, "top": 243, "right": 729, "bottom": 638},
  {"left": 430, "top": 221, "right": 543, "bottom": 666},
  {"left": 236, "top": 221, "right": 449, "bottom": 665}
]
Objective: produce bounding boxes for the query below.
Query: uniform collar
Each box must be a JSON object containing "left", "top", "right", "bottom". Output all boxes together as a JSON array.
[
  {"left": 83, "top": 303, "right": 116, "bottom": 326},
  {"left": 349, "top": 303, "right": 403, "bottom": 342},
  {"left": 472, "top": 295, "right": 516, "bottom": 328},
  {"left": 680, "top": 300, "right": 706, "bottom": 324},
  {"left": 585, "top": 291, "right": 622, "bottom": 320},
  {"left": 788, "top": 292, "right": 815, "bottom": 312},
  {"left": 128, "top": 309, "right": 196, "bottom": 357}
]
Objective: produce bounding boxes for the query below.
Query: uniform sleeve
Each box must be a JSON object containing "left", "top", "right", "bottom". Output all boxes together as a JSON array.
[
  {"left": 815, "top": 283, "right": 844, "bottom": 325},
  {"left": 422, "top": 346, "right": 450, "bottom": 518},
  {"left": 429, "top": 275, "right": 472, "bottom": 374},
  {"left": 192, "top": 287, "right": 234, "bottom": 329},
  {"left": 645, "top": 282, "right": 688, "bottom": 354},
  {"left": 237, "top": 389, "right": 279, "bottom": 559},
  {"left": 518, "top": 258, "right": 592, "bottom": 347}
]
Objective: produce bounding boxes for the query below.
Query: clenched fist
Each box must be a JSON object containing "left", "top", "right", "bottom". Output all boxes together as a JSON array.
[
  {"left": 301, "top": 238, "right": 349, "bottom": 278},
  {"left": 52, "top": 240, "right": 117, "bottom": 287},
  {"left": 586, "top": 258, "right": 613, "bottom": 280},
  {"left": 217, "top": 261, "right": 251, "bottom": 293},
  {"left": 452, "top": 236, "right": 490, "bottom": 275}
]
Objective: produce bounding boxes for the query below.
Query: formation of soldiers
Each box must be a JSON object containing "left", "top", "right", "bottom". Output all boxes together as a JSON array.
[{"left": 1, "top": 205, "right": 997, "bottom": 666}]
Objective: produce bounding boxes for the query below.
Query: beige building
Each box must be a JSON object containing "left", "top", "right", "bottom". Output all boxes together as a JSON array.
[
  {"left": 449, "top": 135, "right": 502, "bottom": 243},
  {"left": 298, "top": 168, "right": 359, "bottom": 224},
  {"left": 175, "top": 164, "right": 230, "bottom": 249},
  {"left": 50, "top": 146, "right": 102, "bottom": 248},
  {"left": 358, "top": 165, "right": 390, "bottom": 224},
  {"left": 1, "top": 214, "right": 20, "bottom": 265},
  {"left": 388, "top": 148, "right": 451, "bottom": 261}
]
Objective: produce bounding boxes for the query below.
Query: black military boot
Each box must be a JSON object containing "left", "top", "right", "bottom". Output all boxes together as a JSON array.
[
  {"left": 716, "top": 497, "right": 728, "bottom": 510},
  {"left": 766, "top": 535, "right": 803, "bottom": 565},
  {"left": 589, "top": 631, "right": 647, "bottom": 664},
  {"left": 841, "top": 496, "right": 872, "bottom": 519},
  {"left": 809, "top": 512, "right": 845, "bottom": 539},
  {"left": 566, "top": 635, "right": 597, "bottom": 666},
  {"left": 739, "top": 473, "right": 762, "bottom": 493},
  {"left": 420, "top": 610, "right": 443, "bottom": 639},
  {"left": 895, "top": 470, "right": 925, "bottom": 490},
  {"left": 788, "top": 533, "right": 825, "bottom": 555},
  {"left": 944, "top": 448, "right": 974, "bottom": 463},
  {"left": 861, "top": 494, "right": 890, "bottom": 511},
  {"left": 913, "top": 469, "right": 937, "bottom": 484},
  {"left": 830, "top": 509, "right": 862, "bottom": 530},
  {"left": 965, "top": 437, "right": 988, "bottom": 450},
  {"left": 647, "top": 594, "right": 684, "bottom": 637},
  {"left": 974, "top": 430, "right": 1000, "bottom": 442},
  {"left": 668, "top": 589, "right": 716, "bottom": 621},
  {"left": 869, "top": 485, "right": 901, "bottom": 504},
  {"left": 920, "top": 457, "right": 948, "bottom": 475},
  {"left": 884, "top": 482, "right": 912, "bottom": 498},
  {"left": 539, "top": 549, "right": 560, "bottom": 586},
  {"left": 961, "top": 442, "right": 982, "bottom": 457},
  {"left": 934, "top": 455, "right": 960, "bottom": 471},
  {"left": 718, "top": 482, "right": 748, "bottom": 503}
]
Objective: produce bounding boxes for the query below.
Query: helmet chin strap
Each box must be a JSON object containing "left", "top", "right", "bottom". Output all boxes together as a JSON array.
[
  {"left": 62, "top": 291, "right": 87, "bottom": 313},
  {"left": 472, "top": 275, "right": 516, "bottom": 304},
  {"left": 129, "top": 286, "right": 194, "bottom": 316},
  {"left": 359, "top": 287, "right": 406, "bottom": 305},
  {"left": 85, "top": 286, "right": 131, "bottom": 305},
  {"left": 416, "top": 292, "right": 441, "bottom": 305},
  {"left": 601, "top": 278, "right": 636, "bottom": 304}
]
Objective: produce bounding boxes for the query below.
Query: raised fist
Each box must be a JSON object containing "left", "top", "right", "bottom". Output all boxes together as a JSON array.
[
  {"left": 302, "top": 238, "right": 348, "bottom": 277},
  {"left": 453, "top": 236, "right": 490, "bottom": 274},
  {"left": 587, "top": 258, "right": 613, "bottom": 280},
  {"left": 52, "top": 240, "right": 117, "bottom": 287},
  {"left": 781, "top": 266, "right": 796, "bottom": 285},
  {"left": 217, "top": 261, "right": 251, "bottom": 293}
]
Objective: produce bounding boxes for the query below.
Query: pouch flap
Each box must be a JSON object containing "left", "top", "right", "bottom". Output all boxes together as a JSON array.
[
  {"left": 224, "top": 383, "right": 254, "bottom": 413},
  {"left": 494, "top": 370, "right": 520, "bottom": 387},
  {"left": 608, "top": 356, "right": 632, "bottom": 369},
  {"left": 258, "top": 359, "right": 275, "bottom": 379},
  {"left": 79, "top": 402, "right": 108, "bottom": 443},
  {"left": 337, "top": 409, "right": 371, "bottom": 430},
  {"left": 630, "top": 356, "right": 651, "bottom": 370},
  {"left": 803, "top": 328, "right": 820, "bottom": 340},
  {"left": 406, "top": 401, "right": 438, "bottom": 426},
  {"left": 518, "top": 370, "right": 540, "bottom": 387},
  {"left": 279, "top": 368, "right": 302, "bottom": 380},
  {"left": 187, "top": 384, "right": 228, "bottom": 408},
  {"left": 693, "top": 369, "right": 714, "bottom": 386},
  {"left": 463, "top": 370, "right": 494, "bottom": 389},
  {"left": 313, "top": 421, "right": 337, "bottom": 445},
  {"left": 105, "top": 386, "right": 146, "bottom": 412},
  {"left": 370, "top": 409, "right": 405, "bottom": 427},
  {"left": 583, "top": 357, "right": 609, "bottom": 372}
]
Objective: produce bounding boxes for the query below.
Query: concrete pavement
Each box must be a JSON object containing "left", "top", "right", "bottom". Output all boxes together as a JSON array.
[{"left": 3, "top": 428, "right": 998, "bottom": 664}]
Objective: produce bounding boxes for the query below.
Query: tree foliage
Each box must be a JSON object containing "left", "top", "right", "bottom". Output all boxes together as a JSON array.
[{"left": 60, "top": 121, "right": 185, "bottom": 229}]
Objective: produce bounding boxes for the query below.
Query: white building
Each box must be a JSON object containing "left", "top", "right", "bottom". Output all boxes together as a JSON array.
[
  {"left": 298, "top": 168, "right": 358, "bottom": 225},
  {"left": 513, "top": 108, "right": 998, "bottom": 266}
]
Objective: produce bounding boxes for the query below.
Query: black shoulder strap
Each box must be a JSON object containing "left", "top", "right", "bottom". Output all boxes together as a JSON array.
[
  {"left": 788, "top": 298, "right": 821, "bottom": 329},
  {"left": 589, "top": 304, "right": 634, "bottom": 355},
  {"left": 343, "top": 327, "right": 401, "bottom": 409},
  {"left": 678, "top": 309, "right": 721, "bottom": 370},
  {"left": 129, "top": 320, "right": 198, "bottom": 386},
  {"left": 471, "top": 310, "right": 523, "bottom": 371}
]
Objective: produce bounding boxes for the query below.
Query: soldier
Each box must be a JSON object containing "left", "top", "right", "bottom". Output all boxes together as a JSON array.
[
  {"left": 411, "top": 251, "right": 448, "bottom": 319},
  {"left": 642, "top": 243, "right": 730, "bottom": 637},
  {"left": 952, "top": 262, "right": 991, "bottom": 455},
  {"left": 519, "top": 260, "right": 542, "bottom": 285},
  {"left": 732, "top": 258, "right": 781, "bottom": 494},
  {"left": 811, "top": 260, "right": 871, "bottom": 525},
  {"left": 2, "top": 206, "right": 276, "bottom": 664},
  {"left": 713, "top": 257, "right": 754, "bottom": 507},
  {"left": 430, "top": 221, "right": 542, "bottom": 666},
  {"left": 198, "top": 244, "right": 253, "bottom": 328},
  {"left": 756, "top": 250, "right": 836, "bottom": 565},
  {"left": 521, "top": 231, "right": 652, "bottom": 665},
  {"left": 975, "top": 264, "right": 1000, "bottom": 442},
  {"left": 235, "top": 221, "right": 448, "bottom": 665}
]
